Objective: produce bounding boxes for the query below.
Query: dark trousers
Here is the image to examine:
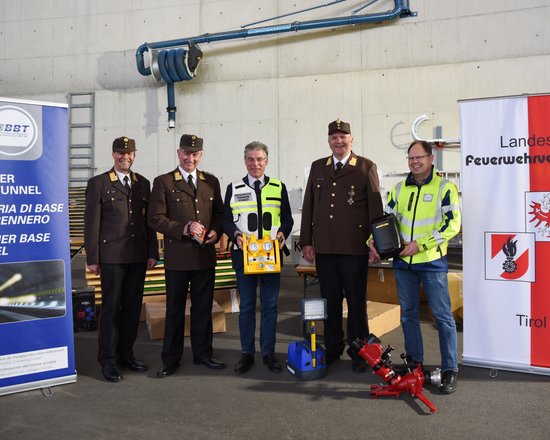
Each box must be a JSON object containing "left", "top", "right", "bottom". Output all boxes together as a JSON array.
[
  {"left": 161, "top": 268, "right": 215, "bottom": 365},
  {"left": 315, "top": 254, "right": 369, "bottom": 357},
  {"left": 98, "top": 262, "right": 147, "bottom": 366}
]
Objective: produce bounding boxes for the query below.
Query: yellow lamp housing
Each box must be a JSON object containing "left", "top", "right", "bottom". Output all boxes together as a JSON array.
[{"left": 243, "top": 233, "right": 281, "bottom": 274}]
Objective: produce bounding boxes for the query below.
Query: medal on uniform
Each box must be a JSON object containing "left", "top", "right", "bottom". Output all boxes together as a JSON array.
[{"left": 348, "top": 186, "right": 355, "bottom": 205}]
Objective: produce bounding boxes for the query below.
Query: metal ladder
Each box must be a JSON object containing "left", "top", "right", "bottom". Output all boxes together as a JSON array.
[{"left": 68, "top": 92, "right": 95, "bottom": 187}]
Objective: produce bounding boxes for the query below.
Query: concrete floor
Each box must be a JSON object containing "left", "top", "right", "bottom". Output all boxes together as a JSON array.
[{"left": 1, "top": 261, "right": 549, "bottom": 440}]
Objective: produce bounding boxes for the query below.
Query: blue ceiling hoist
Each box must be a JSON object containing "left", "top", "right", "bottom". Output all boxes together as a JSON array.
[{"left": 135, "top": 0, "right": 416, "bottom": 128}]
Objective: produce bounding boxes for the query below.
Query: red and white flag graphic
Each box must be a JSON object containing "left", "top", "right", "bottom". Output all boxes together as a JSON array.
[
  {"left": 485, "top": 232, "right": 535, "bottom": 282},
  {"left": 526, "top": 191, "right": 550, "bottom": 241}
]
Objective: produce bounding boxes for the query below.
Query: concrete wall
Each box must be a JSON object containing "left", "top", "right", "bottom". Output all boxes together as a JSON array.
[{"left": 2, "top": 0, "right": 550, "bottom": 224}]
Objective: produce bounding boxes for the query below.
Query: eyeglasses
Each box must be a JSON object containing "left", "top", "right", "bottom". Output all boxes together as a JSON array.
[
  {"left": 406, "top": 154, "right": 430, "bottom": 161},
  {"left": 246, "top": 157, "right": 267, "bottom": 164}
]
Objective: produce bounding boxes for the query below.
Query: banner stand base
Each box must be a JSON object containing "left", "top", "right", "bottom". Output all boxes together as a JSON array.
[
  {"left": 0, "top": 374, "right": 77, "bottom": 397},
  {"left": 462, "top": 356, "right": 550, "bottom": 377}
]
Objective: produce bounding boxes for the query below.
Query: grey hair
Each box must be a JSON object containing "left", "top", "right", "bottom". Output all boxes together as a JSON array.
[{"left": 244, "top": 141, "right": 268, "bottom": 158}]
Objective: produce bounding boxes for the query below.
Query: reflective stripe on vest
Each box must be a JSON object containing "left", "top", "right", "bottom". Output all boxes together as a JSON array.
[
  {"left": 229, "top": 178, "right": 283, "bottom": 238},
  {"left": 385, "top": 170, "right": 460, "bottom": 264}
]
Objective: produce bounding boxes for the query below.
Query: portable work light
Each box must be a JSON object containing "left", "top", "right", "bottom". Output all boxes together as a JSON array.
[
  {"left": 301, "top": 298, "right": 327, "bottom": 321},
  {"left": 286, "top": 297, "right": 327, "bottom": 380}
]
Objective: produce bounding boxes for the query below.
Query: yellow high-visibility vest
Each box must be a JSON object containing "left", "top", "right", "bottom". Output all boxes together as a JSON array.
[
  {"left": 229, "top": 178, "right": 283, "bottom": 239},
  {"left": 385, "top": 168, "right": 461, "bottom": 265}
]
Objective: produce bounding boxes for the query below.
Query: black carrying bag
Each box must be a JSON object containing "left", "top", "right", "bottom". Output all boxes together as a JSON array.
[{"left": 371, "top": 213, "right": 404, "bottom": 260}]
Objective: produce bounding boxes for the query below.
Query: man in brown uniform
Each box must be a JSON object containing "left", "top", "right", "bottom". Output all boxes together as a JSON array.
[
  {"left": 84, "top": 136, "right": 159, "bottom": 382},
  {"left": 300, "top": 119, "right": 383, "bottom": 373},
  {"left": 148, "top": 134, "right": 225, "bottom": 377}
]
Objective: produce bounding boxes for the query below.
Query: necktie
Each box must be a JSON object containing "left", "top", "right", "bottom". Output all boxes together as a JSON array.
[
  {"left": 187, "top": 174, "right": 196, "bottom": 193},
  {"left": 335, "top": 161, "right": 343, "bottom": 175},
  {"left": 254, "top": 180, "right": 262, "bottom": 232},
  {"left": 123, "top": 175, "right": 130, "bottom": 192}
]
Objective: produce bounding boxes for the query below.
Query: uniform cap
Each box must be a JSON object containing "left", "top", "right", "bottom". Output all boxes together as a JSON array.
[
  {"left": 328, "top": 119, "right": 351, "bottom": 135},
  {"left": 112, "top": 136, "right": 136, "bottom": 152},
  {"left": 179, "top": 134, "right": 203, "bottom": 152}
]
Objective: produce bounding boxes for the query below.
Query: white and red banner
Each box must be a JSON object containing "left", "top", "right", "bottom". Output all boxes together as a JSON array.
[{"left": 460, "top": 94, "right": 550, "bottom": 374}]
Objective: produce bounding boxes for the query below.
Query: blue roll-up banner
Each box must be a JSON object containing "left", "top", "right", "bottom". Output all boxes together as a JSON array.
[{"left": 0, "top": 97, "right": 76, "bottom": 396}]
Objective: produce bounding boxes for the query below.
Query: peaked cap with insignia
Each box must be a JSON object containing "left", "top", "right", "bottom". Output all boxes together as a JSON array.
[
  {"left": 179, "top": 134, "right": 203, "bottom": 152},
  {"left": 328, "top": 118, "right": 351, "bottom": 135},
  {"left": 112, "top": 136, "right": 136, "bottom": 152}
]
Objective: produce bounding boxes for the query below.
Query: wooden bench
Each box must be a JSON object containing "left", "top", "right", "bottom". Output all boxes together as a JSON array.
[
  {"left": 68, "top": 187, "right": 86, "bottom": 260},
  {"left": 86, "top": 257, "right": 237, "bottom": 305},
  {"left": 294, "top": 264, "right": 319, "bottom": 295},
  {"left": 74, "top": 184, "right": 238, "bottom": 304}
]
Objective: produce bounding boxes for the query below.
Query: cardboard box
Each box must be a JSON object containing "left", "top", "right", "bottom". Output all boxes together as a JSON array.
[
  {"left": 367, "top": 266, "right": 429, "bottom": 305},
  {"left": 364, "top": 301, "right": 401, "bottom": 337},
  {"left": 313, "top": 299, "right": 401, "bottom": 338},
  {"left": 214, "top": 288, "right": 240, "bottom": 313},
  {"left": 428, "top": 271, "right": 463, "bottom": 321},
  {"left": 367, "top": 266, "right": 399, "bottom": 304},
  {"left": 341, "top": 300, "right": 401, "bottom": 338},
  {"left": 140, "top": 294, "right": 167, "bottom": 321},
  {"left": 145, "top": 302, "right": 166, "bottom": 340},
  {"left": 209, "top": 301, "right": 227, "bottom": 335},
  {"left": 145, "top": 300, "right": 226, "bottom": 340},
  {"left": 447, "top": 272, "right": 463, "bottom": 313}
]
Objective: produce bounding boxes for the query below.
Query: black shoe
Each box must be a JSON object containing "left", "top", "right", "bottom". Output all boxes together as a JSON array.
[
  {"left": 262, "top": 353, "right": 282, "bottom": 373},
  {"left": 193, "top": 356, "right": 226, "bottom": 370},
  {"left": 325, "top": 353, "right": 341, "bottom": 366},
  {"left": 101, "top": 364, "right": 122, "bottom": 382},
  {"left": 440, "top": 370, "right": 458, "bottom": 394},
  {"left": 234, "top": 353, "right": 254, "bottom": 375},
  {"left": 351, "top": 358, "right": 368, "bottom": 374},
  {"left": 156, "top": 363, "right": 180, "bottom": 378},
  {"left": 119, "top": 357, "right": 148, "bottom": 372},
  {"left": 345, "top": 347, "right": 368, "bottom": 373}
]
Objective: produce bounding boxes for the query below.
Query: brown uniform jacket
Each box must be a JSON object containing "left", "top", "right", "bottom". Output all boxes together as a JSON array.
[
  {"left": 300, "top": 152, "right": 383, "bottom": 255},
  {"left": 148, "top": 168, "right": 223, "bottom": 271},
  {"left": 84, "top": 169, "right": 159, "bottom": 265}
]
